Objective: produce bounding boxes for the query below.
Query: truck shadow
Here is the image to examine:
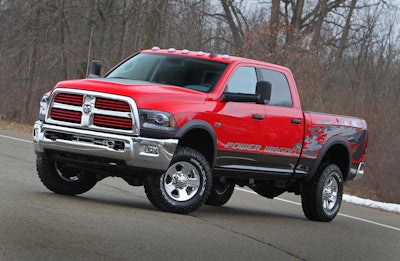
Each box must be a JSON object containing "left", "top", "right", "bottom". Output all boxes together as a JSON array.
[
  {"left": 31, "top": 190, "right": 307, "bottom": 222},
  {"left": 197, "top": 204, "right": 307, "bottom": 222}
]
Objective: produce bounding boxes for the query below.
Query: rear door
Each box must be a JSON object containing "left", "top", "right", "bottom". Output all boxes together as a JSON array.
[{"left": 258, "top": 68, "right": 304, "bottom": 174}]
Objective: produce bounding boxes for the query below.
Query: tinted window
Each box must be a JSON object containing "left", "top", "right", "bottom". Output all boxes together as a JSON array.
[
  {"left": 106, "top": 53, "right": 228, "bottom": 93},
  {"left": 259, "top": 69, "right": 292, "bottom": 107},
  {"left": 225, "top": 66, "right": 257, "bottom": 94}
]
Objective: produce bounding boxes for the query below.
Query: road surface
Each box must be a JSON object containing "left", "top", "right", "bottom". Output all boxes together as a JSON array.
[{"left": 1, "top": 130, "right": 399, "bottom": 261}]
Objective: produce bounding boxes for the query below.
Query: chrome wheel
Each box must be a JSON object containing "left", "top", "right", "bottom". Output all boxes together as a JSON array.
[
  {"left": 162, "top": 161, "right": 201, "bottom": 202},
  {"left": 36, "top": 157, "right": 97, "bottom": 195},
  {"left": 144, "top": 147, "right": 212, "bottom": 214},
  {"left": 301, "top": 164, "right": 343, "bottom": 222},
  {"left": 322, "top": 174, "right": 339, "bottom": 212},
  {"left": 55, "top": 162, "right": 81, "bottom": 182},
  {"left": 214, "top": 182, "right": 230, "bottom": 195},
  {"left": 205, "top": 179, "right": 235, "bottom": 206}
]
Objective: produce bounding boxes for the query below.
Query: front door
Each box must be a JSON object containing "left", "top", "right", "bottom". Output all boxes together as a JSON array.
[{"left": 215, "top": 66, "right": 266, "bottom": 171}]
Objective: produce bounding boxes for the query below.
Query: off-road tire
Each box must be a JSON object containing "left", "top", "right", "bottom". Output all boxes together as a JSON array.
[
  {"left": 144, "top": 147, "right": 212, "bottom": 214},
  {"left": 205, "top": 179, "right": 235, "bottom": 206},
  {"left": 301, "top": 164, "right": 343, "bottom": 222},
  {"left": 36, "top": 156, "right": 97, "bottom": 195}
]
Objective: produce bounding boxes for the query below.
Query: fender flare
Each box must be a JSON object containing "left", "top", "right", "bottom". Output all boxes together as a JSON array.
[
  {"left": 175, "top": 120, "right": 217, "bottom": 165},
  {"left": 309, "top": 136, "right": 351, "bottom": 180}
]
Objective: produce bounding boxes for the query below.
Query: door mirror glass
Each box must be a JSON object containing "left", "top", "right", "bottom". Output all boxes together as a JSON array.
[{"left": 256, "top": 81, "right": 272, "bottom": 104}]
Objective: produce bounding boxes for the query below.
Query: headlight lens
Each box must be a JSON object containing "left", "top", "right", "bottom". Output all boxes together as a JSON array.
[
  {"left": 139, "top": 109, "right": 177, "bottom": 132},
  {"left": 39, "top": 95, "right": 50, "bottom": 121}
]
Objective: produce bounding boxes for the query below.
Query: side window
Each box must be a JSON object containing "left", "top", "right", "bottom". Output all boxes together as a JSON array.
[
  {"left": 225, "top": 66, "right": 257, "bottom": 94},
  {"left": 259, "top": 69, "right": 292, "bottom": 107}
]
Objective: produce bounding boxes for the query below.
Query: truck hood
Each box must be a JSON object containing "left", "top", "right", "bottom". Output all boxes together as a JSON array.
[{"left": 54, "top": 78, "right": 207, "bottom": 109}]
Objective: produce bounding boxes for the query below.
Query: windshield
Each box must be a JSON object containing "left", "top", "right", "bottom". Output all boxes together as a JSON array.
[{"left": 106, "top": 53, "right": 228, "bottom": 92}]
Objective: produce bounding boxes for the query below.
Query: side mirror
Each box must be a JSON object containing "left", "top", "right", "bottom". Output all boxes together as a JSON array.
[
  {"left": 221, "top": 92, "right": 260, "bottom": 103},
  {"left": 256, "top": 81, "right": 271, "bottom": 104},
  {"left": 88, "top": 60, "right": 101, "bottom": 78}
]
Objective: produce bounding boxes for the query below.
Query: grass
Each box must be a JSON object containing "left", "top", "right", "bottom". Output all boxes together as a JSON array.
[{"left": 0, "top": 120, "right": 33, "bottom": 135}]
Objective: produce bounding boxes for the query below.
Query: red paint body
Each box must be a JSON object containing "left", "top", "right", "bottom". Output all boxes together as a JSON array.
[{"left": 48, "top": 48, "right": 368, "bottom": 181}]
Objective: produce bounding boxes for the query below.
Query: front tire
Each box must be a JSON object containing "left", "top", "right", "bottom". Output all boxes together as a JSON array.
[
  {"left": 144, "top": 147, "right": 212, "bottom": 214},
  {"left": 301, "top": 164, "right": 343, "bottom": 222},
  {"left": 36, "top": 156, "right": 97, "bottom": 195}
]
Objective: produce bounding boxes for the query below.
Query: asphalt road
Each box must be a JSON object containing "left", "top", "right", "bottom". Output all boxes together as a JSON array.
[{"left": 1, "top": 130, "right": 399, "bottom": 261}]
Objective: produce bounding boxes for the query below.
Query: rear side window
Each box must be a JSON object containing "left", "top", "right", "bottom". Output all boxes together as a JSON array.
[{"left": 259, "top": 69, "right": 292, "bottom": 107}]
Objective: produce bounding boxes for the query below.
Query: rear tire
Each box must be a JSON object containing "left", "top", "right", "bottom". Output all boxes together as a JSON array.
[
  {"left": 36, "top": 156, "right": 97, "bottom": 195},
  {"left": 205, "top": 179, "right": 235, "bottom": 206},
  {"left": 301, "top": 164, "right": 343, "bottom": 222},
  {"left": 144, "top": 147, "right": 212, "bottom": 214}
]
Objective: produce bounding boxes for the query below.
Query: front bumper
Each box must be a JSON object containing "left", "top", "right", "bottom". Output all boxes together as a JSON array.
[{"left": 32, "top": 121, "right": 178, "bottom": 171}]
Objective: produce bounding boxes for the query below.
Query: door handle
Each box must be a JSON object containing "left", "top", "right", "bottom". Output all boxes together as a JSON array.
[
  {"left": 291, "top": 119, "right": 302, "bottom": 125},
  {"left": 252, "top": 114, "right": 264, "bottom": 120}
]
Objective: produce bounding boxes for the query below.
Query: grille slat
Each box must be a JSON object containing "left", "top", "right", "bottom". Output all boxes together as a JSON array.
[
  {"left": 94, "top": 115, "right": 132, "bottom": 130},
  {"left": 51, "top": 108, "right": 82, "bottom": 123},
  {"left": 54, "top": 93, "right": 83, "bottom": 106},
  {"left": 96, "top": 98, "right": 130, "bottom": 112}
]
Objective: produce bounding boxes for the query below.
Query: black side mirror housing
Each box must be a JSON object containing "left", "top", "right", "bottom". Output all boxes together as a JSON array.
[
  {"left": 88, "top": 60, "right": 101, "bottom": 78},
  {"left": 221, "top": 81, "right": 272, "bottom": 104},
  {"left": 256, "top": 81, "right": 272, "bottom": 104},
  {"left": 221, "top": 92, "right": 260, "bottom": 103}
]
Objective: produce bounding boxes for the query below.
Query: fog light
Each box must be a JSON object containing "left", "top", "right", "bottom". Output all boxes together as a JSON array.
[{"left": 140, "top": 144, "right": 159, "bottom": 156}]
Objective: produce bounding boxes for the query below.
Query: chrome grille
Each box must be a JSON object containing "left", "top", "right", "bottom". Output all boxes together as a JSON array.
[{"left": 47, "top": 89, "right": 139, "bottom": 135}]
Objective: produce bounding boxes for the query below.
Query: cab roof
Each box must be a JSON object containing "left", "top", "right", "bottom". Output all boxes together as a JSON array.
[{"left": 140, "top": 47, "right": 287, "bottom": 71}]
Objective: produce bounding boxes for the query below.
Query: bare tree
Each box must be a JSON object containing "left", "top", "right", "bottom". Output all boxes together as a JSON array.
[{"left": 0, "top": 0, "right": 400, "bottom": 202}]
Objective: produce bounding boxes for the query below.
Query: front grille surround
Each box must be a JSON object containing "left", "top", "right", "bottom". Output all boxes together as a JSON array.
[{"left": 46, "top": 88, "right": 140, "bottom": 135}]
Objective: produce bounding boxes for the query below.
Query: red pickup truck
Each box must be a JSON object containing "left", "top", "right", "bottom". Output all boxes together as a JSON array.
[{"left": 33, "top": 47, "right": 368, "bottom": 222}]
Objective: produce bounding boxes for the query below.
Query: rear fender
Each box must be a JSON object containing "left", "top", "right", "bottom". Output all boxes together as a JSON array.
[{"left": 309, "top": 137, "right": 351, "bottom": 181}]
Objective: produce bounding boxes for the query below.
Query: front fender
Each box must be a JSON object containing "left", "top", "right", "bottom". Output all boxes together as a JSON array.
[{"left": 175, "top": 120, "right": 217, "bottom": 166}]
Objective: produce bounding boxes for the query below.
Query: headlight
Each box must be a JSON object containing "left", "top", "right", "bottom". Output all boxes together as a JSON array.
[
  {"left": 39, "top": 95, "right": 50, "bottom": 121},
  {"left": 139, "top": 109, "right": 177, "bottom": 132}
]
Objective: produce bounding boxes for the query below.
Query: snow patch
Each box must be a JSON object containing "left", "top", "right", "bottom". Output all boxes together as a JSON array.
[{"left": 343, "top": 194, "right": 400, "bottom": 214}]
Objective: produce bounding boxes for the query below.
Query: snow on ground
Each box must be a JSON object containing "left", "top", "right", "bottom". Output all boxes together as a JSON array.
[{"left": 343, "top": 194, "right": 400, "bottom": 214}]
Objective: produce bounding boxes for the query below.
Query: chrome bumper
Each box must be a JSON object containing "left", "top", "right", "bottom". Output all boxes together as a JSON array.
[
  {"left": 32, "top": 121, "right": 178, "bottom": 171},
  {"left": 349, "top": 162, "right": 365, "bottom": 181}
]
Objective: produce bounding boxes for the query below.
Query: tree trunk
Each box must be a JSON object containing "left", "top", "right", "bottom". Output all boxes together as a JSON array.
[
  {"left": 269, "top": 0, "right": 280, "bottom": 51},
  {"left": 337, "top": 0, "right": 357, "bottom": 63},
  {"left": 220, "top": 0, "right": 243, "bottom": 54},
  {"left": 311, "top": 0, "right": 328, "bottom": 48}
]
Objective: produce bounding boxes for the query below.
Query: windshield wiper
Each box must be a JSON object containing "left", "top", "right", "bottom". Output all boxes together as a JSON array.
[{"left": 107, "top": 76, "right": 129, "bottom": 79}]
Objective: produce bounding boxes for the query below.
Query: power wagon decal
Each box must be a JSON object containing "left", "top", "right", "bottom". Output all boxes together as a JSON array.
[{"left": 224, "top": 142, "right": 301, "bottom": 156}]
